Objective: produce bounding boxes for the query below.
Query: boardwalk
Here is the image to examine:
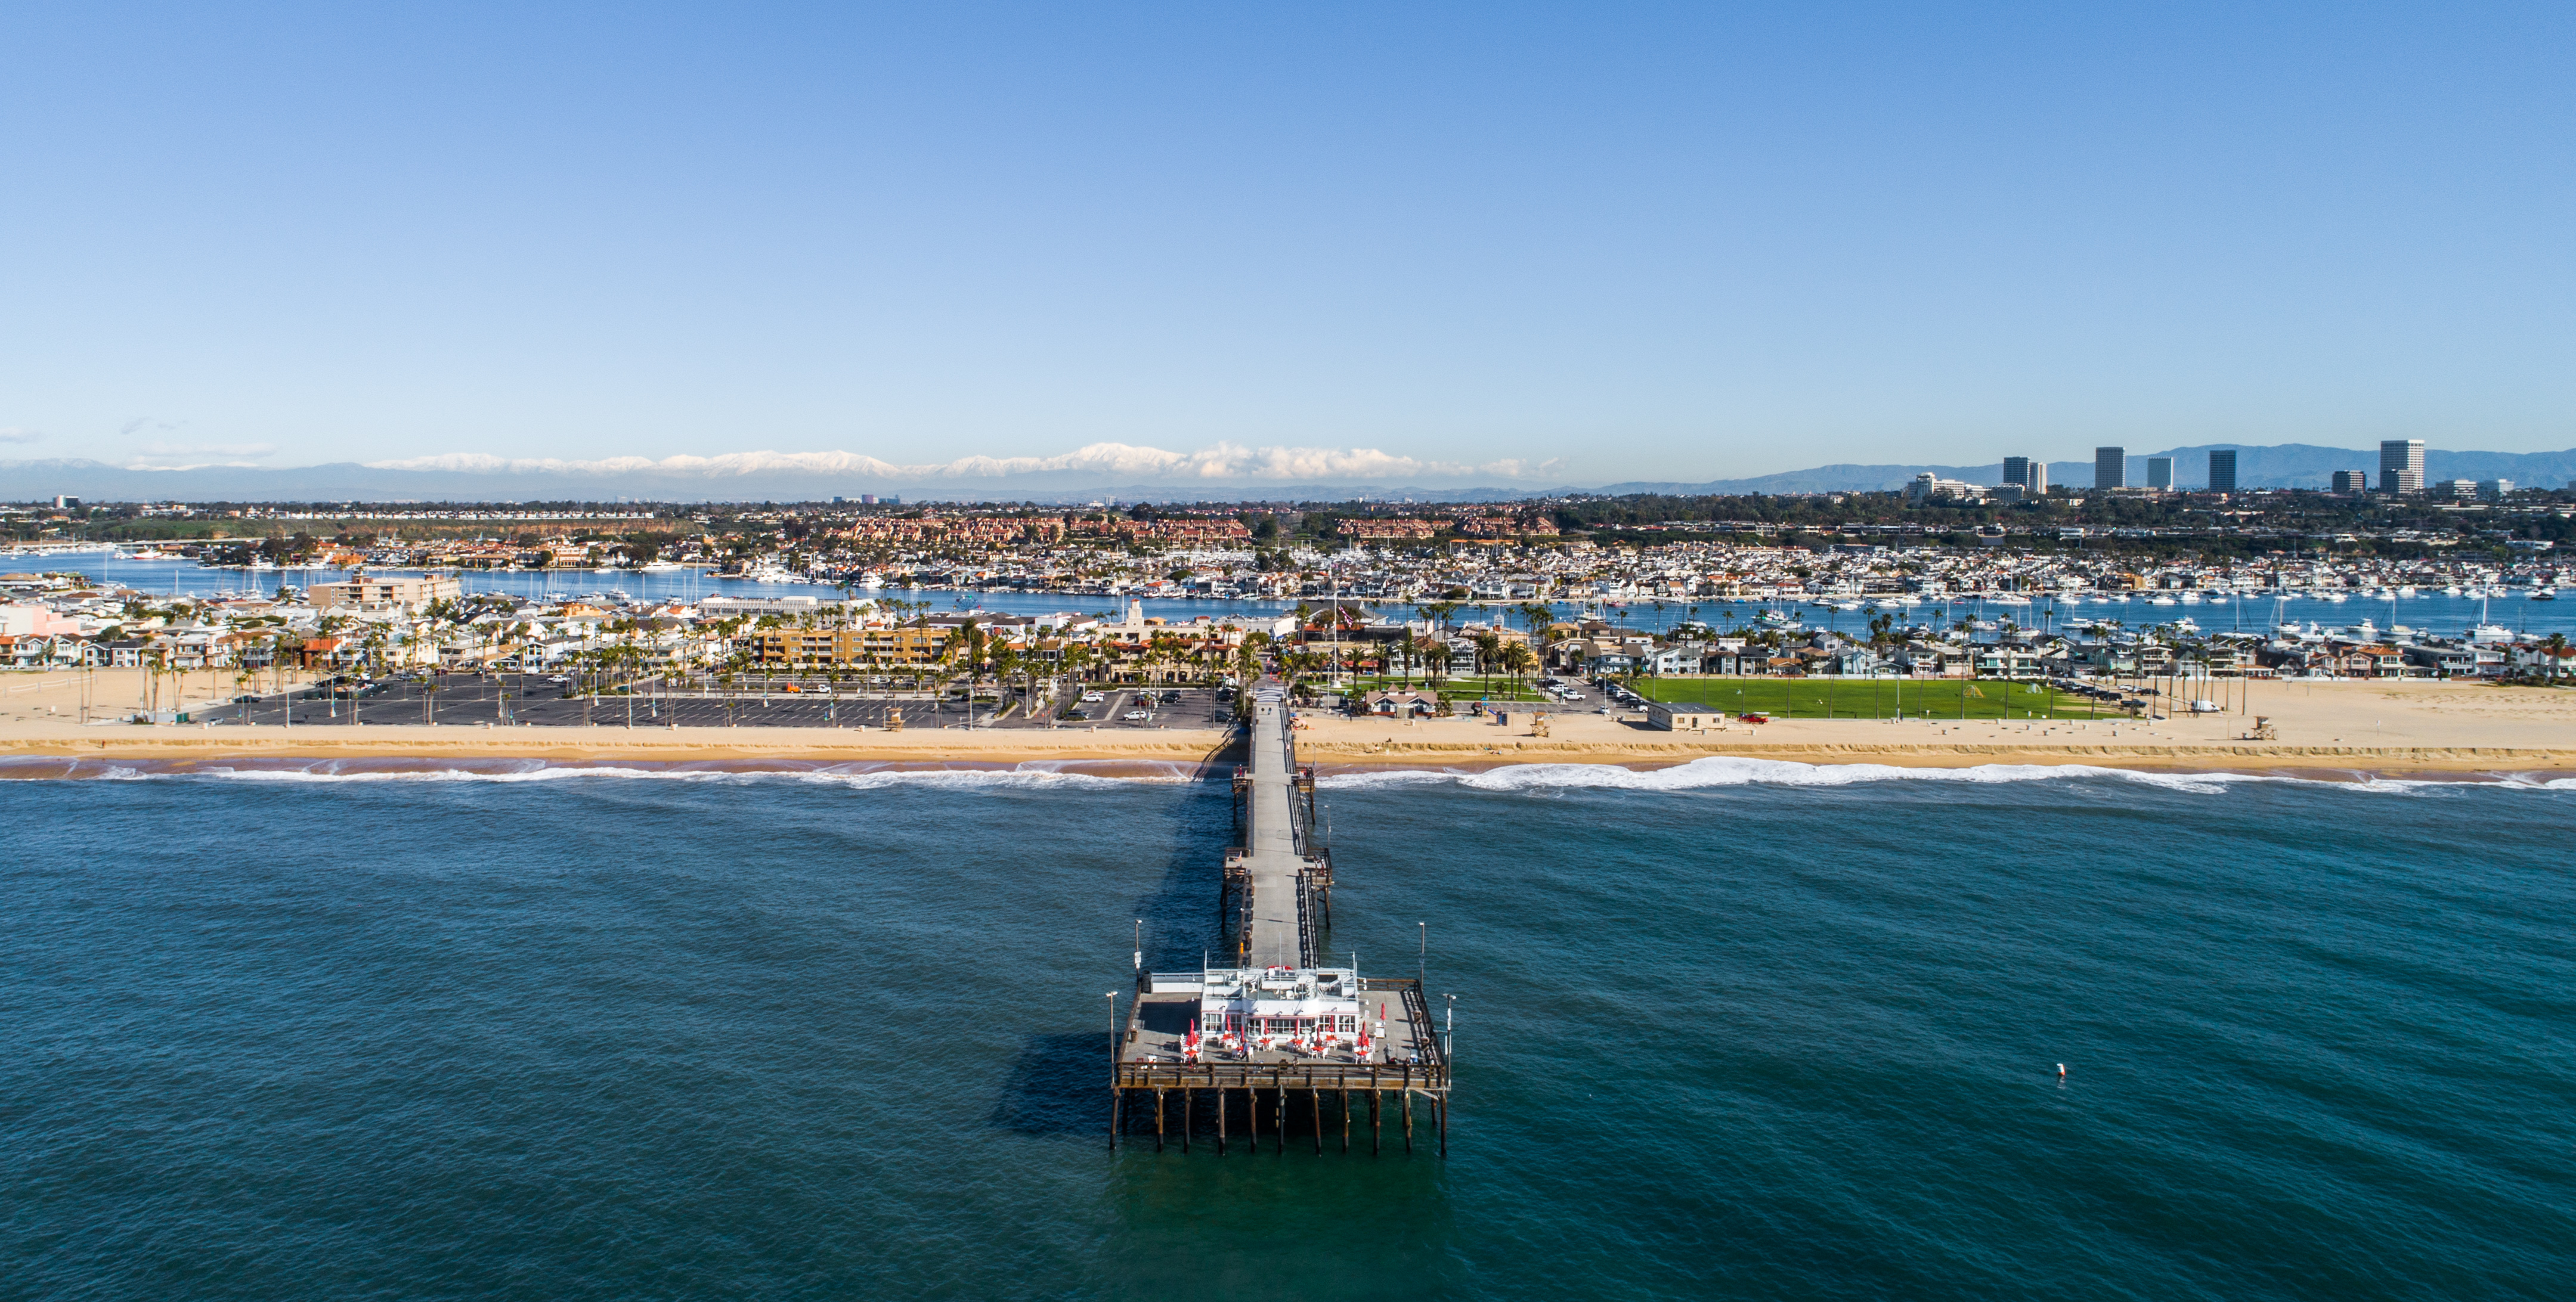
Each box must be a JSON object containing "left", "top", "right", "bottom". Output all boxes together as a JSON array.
[{"left": 1111, "top": 682, "right": 1451, "bottom": 1155}]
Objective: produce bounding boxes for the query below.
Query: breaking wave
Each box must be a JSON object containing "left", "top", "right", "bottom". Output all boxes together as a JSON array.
[
  {"left": 1315, "top": 757, "right": 2576, "bottom": 796},
  {"left": 0, "top": 757, "right": 1206, "bottom": 788}
]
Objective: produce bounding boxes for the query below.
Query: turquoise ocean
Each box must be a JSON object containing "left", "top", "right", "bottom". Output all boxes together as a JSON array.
[{"left": 4, "top": 757, "right": 2571, "bottom": 1299}]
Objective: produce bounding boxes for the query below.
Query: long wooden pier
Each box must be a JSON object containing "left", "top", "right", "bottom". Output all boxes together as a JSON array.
[{"left": 1111, "top": 683, "right": 1451, "bottom": 1155}]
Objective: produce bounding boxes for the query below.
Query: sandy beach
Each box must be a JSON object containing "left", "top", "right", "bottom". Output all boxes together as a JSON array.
[{"left": 3, "top": 669, "right": 2569, "bottom": 778}]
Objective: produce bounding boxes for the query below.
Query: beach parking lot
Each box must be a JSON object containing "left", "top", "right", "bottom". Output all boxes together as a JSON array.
[{"left": 119, "top": 672, "right": 1241, "bottom": 734}]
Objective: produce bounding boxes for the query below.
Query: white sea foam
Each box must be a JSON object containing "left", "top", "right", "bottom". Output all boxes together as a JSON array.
[
  {"left": 22, "top": 758, "right": 1190, "bottom": 790},
  {"left": 1317, "top": 757, "right": 2570, "bottom": 796}
]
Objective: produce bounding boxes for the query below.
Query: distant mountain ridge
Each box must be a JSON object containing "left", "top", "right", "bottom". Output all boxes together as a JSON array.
[{"left": 4, "top": 442, "right": 2571, "bottom": 504}]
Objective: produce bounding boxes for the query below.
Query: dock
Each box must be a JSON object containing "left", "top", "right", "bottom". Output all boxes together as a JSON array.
[{"left": 1110, "top": 683, "right": 1451, "bottom": 1155}]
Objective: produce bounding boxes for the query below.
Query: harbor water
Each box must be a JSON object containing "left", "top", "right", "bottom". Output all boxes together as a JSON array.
[
  {"left": 31, "top": 551, "right": 2576, "bottom": 643},
  {"left": 4, "top": 760, "right": 2571, "bottom": 1298}
]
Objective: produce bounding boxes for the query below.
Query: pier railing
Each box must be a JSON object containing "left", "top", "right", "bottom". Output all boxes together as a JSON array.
[{"left": 1293, "top": 869, "right": 1318, "bottom": 969}]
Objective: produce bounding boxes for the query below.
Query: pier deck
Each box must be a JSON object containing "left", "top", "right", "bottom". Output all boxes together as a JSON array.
[{"left": 1236, "top": 689, "right": 1311, "bottom": 969}]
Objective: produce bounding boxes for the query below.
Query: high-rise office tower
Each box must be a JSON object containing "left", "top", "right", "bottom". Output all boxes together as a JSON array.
[
  {"left": 2331, "top": 470, "right": 2370, "bottom": 494},
  {"left": 2094, "top": 447, "right": 2126, "bottom": 490},
  {"left": 2207, "top": 450, "right": 2237, "bottom": 493},
  {"left": 2379, "top": 439, "right": 2425, "bottom": 494},
  {"left": 2001, "top": 456, "right": 2048, "bottom": 494},
  {"left": 2145, "top": 457, "right": 2174, "bottom": 489}
]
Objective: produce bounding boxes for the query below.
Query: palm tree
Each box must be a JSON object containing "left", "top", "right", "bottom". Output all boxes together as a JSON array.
[
  {"left": 1500, "top": 640, "right": 1537, "bottom": 698},
  {"left": 1414, "top": 633, "right": 1450, "bottom": 692},
  {"left": 1518, "top": 602, "right": 1555, "bottom": 642},
  {"left": 991, "top": 643, "right": 1024, "bottom": 717}
]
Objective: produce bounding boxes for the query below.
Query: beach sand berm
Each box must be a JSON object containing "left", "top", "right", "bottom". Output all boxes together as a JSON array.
[{"left": 3, "top": 671, "right": 2569, "bottom": 778}]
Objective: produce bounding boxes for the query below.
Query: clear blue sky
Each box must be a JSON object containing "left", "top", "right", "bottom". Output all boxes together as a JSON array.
[{"left": 2, "top": 3, "right": 2570, "bottom": 484}]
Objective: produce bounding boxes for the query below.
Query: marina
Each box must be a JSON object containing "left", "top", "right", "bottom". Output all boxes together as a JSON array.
[{"left": 1110, "top": 684, "right": 1451, "bottom": 1155}]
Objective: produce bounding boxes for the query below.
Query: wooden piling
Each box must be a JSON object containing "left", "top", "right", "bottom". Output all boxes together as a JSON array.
[
  {"left": 1402, "top": 1088, "right": 1413, "bottom": 1154},
  {"left": 1437, "top": 1095, "right": 1447, "bottom": 1158},
  {"left": 1218, "top": 1083, "right": 1228, "bottom": 1155},
  {"left": 1182, "top": 1086, "right": 1192, "bottom": 1153},
  {"left": 1154, "top": 1087, "right": 1166, "bottom": 1152},
  {"left": 1309, "top": 1072, "right": 1322, "bottom": 1155},
  {"left": 1339, "top": 1085, "right": 1351, "bottom": 1154},
  {"left": 1110, "top": 1087, "right": 1122, "bottom": 1151}
]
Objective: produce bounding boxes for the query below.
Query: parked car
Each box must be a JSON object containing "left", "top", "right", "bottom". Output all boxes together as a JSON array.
[{"left": 1122, "top": 709, "right": 1151, "bottom": 721}]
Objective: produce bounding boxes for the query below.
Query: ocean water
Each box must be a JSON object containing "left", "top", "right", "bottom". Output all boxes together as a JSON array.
[{"left": 4, "top": 759, "right": 2571, "bottom": 1300}]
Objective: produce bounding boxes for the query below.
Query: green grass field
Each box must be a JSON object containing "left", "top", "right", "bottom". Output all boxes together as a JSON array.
[{"left": 1636, "top": 676, "right": 2125, "bottom": 720}]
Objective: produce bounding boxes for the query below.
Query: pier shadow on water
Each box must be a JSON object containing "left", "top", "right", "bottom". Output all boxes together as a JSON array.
[
  {"left": 990, "top": 1031, "right": 1114, "bottom": 1136},
  {"left": 994, "top": 755, "right": 1237, "bottom": 1137},
  {"left": 1126, "top": 775, "right": 1238, "bottom": 973}
]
